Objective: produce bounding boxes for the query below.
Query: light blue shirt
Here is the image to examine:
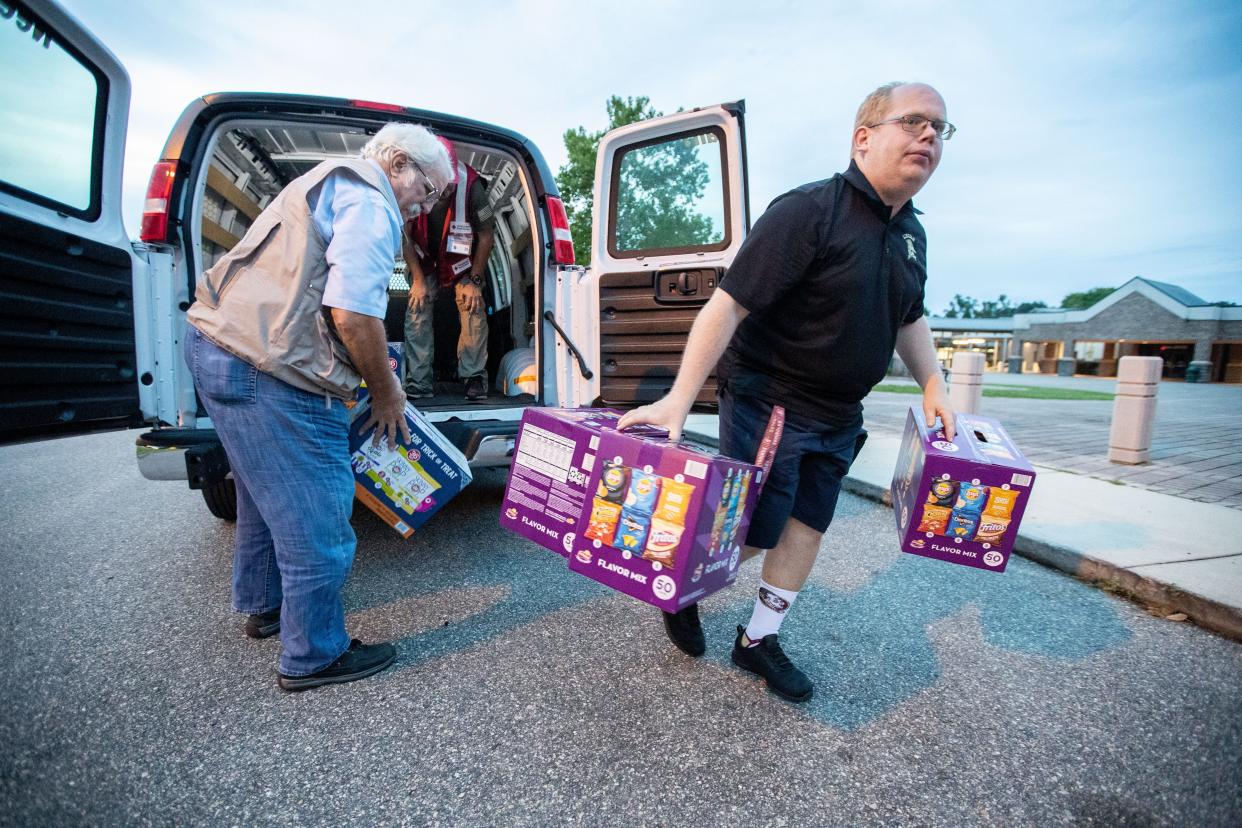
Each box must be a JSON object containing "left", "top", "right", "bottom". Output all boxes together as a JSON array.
[{"left": 308, "top": 159, "right": 401, "bottom": 319}]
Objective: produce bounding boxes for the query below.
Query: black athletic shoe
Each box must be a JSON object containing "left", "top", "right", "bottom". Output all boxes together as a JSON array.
[
  {"left": 243, "top": 607, "right": 281, "bottom": 639},
  {"left": 661, "top": 603, "right": 706, "bottom": 657},
  {"left": 730, "top": 626, "right": 813, "bottom": 703},
  {"left": 277, "top": 639, "right": 397, "bottom": 692},
  {"left": 464, "top": 375, "right": 488, "bottom": 401}
]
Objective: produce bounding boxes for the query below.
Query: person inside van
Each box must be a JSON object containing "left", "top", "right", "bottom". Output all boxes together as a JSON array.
[
  {"left": 618, "top": 82, "right": 956, "bottom": 703},
  {"left": 402, "top": 138, "right": 496, "bottom": 402},
  {"left": 184, "top": 123, "right": 453, "bottom": 691}
]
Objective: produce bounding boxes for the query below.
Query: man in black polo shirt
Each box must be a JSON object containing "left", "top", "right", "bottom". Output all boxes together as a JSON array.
[{"left": 618, "top": 81, "right": 956, "bottom": 703}]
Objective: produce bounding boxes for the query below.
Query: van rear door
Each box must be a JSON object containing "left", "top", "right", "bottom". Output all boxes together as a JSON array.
[
  {"left": 0, "top": 0, "right": 142, "bottom": 442},
  {"left": 572, "top": 102, "right": 749, "bottom": 409}
]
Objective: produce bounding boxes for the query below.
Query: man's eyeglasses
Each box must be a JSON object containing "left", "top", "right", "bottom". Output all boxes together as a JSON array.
[
  {"left": 868, "top": 114, "right": 956, "bottom": 141},
  {"left": 408, "top": 157, "right": 441, "bottom": 204}
]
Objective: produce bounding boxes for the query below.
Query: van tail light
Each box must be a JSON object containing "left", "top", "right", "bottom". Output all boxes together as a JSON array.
[
  {"left": 545, "top": 196, "right": 575, "bottom": 265},
  {"left": 348, "top": 99, "right": 406, "bottom": 113},
  {"left": 139, "top": 161, "right": 177, "bottom": 243}
]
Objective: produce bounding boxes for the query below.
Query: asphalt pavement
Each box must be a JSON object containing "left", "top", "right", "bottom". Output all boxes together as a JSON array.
[{"left": 2, "top": 429, "right": 1240, "bottom": 826}]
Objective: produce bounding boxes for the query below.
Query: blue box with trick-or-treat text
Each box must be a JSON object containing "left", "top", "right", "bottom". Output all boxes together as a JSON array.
[{"left": 347, "top": 400, "right": 471, "bottom": 538}]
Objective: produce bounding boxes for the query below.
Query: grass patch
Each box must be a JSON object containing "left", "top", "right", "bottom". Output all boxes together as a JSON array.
[
  {"left": 873, "top": 383, "right": 1113, "bottom": 401},
  {"left": 873, "top": 383, "right": 932, "bottom": 395}
]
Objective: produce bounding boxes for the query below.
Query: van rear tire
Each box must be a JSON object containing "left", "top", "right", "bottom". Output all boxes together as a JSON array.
[{"left": 202, "top": 478, "right": 238, "bottom": 522}]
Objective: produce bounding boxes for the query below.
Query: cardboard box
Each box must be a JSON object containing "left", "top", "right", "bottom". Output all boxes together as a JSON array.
[
  {"left": 890, "top": 408, "right": 1036, "bottom": 572},
  {"left": 499, "top": 407, "right": 775, "bottom": 611},
  {"left": 348, "top": 401, "right": 471, "bottom": 538}
]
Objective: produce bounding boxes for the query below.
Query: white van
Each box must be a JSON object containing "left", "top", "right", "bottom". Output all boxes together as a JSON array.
[{"left": 0, "top": 0, "right": 751, "bottom": 521}]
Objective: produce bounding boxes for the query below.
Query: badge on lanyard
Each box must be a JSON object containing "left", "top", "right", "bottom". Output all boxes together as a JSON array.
[{"left": 444, "top": 159, "right": 474, "bottom": 257}]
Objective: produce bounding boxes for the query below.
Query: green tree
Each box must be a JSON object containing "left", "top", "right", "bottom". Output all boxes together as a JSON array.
[
  {"left": 941, "top": 294, "right": 1047, "bottom": 318},
  {"left": 556, "top": 95, "right": 715, "bottom": 266},
  {"left": 942, "top": 294, "right": 978, "bottom": 318},
  {"left": 1061, "top": 286, "right": 1114, "bottom": 310},
  {"left": 978, "top": 294, "right": 1014, "bottom": 318},
  {"left": 557, "top": 97, "right": 657, "bottom": 267}
]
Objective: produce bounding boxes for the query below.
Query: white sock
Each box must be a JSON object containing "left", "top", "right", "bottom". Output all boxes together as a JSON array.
[{"left": 743, "top": 580, "right": 799, "bottom": 646}]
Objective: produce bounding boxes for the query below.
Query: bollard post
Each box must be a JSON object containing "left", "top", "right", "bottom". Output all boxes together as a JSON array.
[
  {"left": 948, "top": 351, "right": 985, "bottom": 414},
  {"left": 1108, "top": 356, "right": 1162, "bottom": 464}
]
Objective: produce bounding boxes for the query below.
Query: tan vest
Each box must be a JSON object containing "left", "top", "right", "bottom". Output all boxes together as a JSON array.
[{"left": 186, "top": 159, "right": 399, "bottom": 400}]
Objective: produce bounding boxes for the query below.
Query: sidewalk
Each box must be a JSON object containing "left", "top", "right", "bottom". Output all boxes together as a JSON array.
[
  {"left": 863, "top": 379, "right": 1242, "bottom": 510},
  {"left": 683, "top": 415, "right": 1242, "bottom": 643}
]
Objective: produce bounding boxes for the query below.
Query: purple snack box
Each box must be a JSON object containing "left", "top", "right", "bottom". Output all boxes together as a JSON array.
[
  {"left": 890, "top": 407, "right": 1036, "bottom": 573},
  {"left": 498, "top": 407, "right": 630, "bottom": 557},
  {"left": 499, "top": 407, "right": 762, "bottom": 611}
]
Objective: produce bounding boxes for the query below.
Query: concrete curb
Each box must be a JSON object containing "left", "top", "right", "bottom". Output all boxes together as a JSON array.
[{"left": 840, "top": 476, "right": 1242, "bottom": 644}]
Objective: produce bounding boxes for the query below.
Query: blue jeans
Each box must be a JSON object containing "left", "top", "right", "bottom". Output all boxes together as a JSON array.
[{"left": 184, "top": 326, "right": 356, "bottom": 676}]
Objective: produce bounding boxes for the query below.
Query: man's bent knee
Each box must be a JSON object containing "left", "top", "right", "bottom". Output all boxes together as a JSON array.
[{"left": 740, "top": 544, "right": 766, "bottom": 563}]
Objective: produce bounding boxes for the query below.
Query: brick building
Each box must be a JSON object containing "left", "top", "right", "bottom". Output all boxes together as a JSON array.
[{"left": 924, "top": 277, "right": 1242, "bottom": 383}]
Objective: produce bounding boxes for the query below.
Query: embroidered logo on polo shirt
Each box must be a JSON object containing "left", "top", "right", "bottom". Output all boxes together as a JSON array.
[{"left": 902, "top": 233, "right": 918, "bottom": 262}]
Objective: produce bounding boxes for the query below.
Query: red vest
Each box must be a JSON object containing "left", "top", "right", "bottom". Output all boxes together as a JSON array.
[{"left": 411, "top": 160, "right": 480, "bottom": 287}]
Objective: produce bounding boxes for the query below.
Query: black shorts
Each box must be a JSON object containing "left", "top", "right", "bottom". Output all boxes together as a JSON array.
[{"left": 718, "top": 392, "right": 867, "bottom": 550}]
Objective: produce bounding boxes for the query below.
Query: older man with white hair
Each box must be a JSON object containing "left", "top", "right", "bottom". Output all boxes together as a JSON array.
[{"left": 184, "top": 122, "right": 452, "bottom": 691}]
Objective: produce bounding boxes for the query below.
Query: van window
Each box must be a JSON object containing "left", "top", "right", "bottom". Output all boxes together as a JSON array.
[
  {"left": 0, "top": 3, "right": 104, "bottom": 217},
  {"left": 608, "top": 126, "right": 729, "bottom": 258}
]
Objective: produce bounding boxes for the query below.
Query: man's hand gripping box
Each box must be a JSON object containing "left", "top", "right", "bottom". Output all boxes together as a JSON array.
[
  {"left": 890, "top": 408, "right": 1036, "bottom": 572},
  {"left": 499, "top": 408, "right": 779, "bottom": 611},
  {"left": 348, "top": 401, "right": 472, "bottom": 538}
]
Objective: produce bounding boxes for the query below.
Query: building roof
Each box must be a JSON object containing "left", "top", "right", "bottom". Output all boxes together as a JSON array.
[
  {"left": 1136, "top": 277, "right": 1210, "bottom": 307},
  {"left": 927, "top": 317, "right": 1015, "bottom": 333},
  {"left": 1009, "top": 275, "right": 1242, "bottom": 331}
]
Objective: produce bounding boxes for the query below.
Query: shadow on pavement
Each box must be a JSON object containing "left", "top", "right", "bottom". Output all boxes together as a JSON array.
[{"left": 700, "top": 554, "right": 1132, "bottom": 730}]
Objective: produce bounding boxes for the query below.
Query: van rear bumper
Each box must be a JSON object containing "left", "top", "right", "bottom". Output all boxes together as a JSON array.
[
  {"left": 433, "top": 419, "right": 519, "bottom": 467},
  {"left": 135, "top": 428, "right": 223, "bottom": 482},
  {"left": 135, "top": 419, "right": 519, "bottom": 483}
]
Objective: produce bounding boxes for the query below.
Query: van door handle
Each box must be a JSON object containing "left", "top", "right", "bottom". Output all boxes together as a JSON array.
[{"left": 543, "top": 310, "right": 594, "bottom": 380}]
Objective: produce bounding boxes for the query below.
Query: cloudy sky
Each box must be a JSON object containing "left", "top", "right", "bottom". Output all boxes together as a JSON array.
[{"left": 59, "top": 0, "right": 1242, "bottom": 312}]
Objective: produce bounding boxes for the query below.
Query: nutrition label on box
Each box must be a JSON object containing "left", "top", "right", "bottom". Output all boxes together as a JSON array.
[{"left": 514, "top": 424, "right": 576, "bottom": 483}]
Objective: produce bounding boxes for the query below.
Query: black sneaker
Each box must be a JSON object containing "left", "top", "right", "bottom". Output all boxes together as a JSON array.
[
  {"left": 243, "top": 607, "right": 281, "bottom": 639},
  {"left": 277, "top": 639, "right": 397, "bottom": 692},
  {"left": 730, "top": 626, "right": 813, "bottom": 703},
  {"left": 661, "top": 603, "right": 706, "bottom": 657},
  {"left": 405, "top": 387, "right": 434, "bottom": 400},
  {"left": 464, "top": 375, "right": 488, "bottom": 401}
]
